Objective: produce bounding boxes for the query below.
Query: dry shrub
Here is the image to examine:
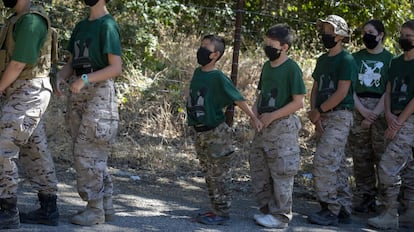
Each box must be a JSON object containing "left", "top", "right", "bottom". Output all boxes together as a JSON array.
[{"left": 45, "top": 33, "right": 319, "bottom": 179}]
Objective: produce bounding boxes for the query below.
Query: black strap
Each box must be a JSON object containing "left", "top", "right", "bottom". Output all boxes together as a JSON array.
[
  {"left": 357, "top": 92, "right": 382, "bottom": 98},
  {"left": 194, "top": 125, "right": 216, "bottom": 132}
]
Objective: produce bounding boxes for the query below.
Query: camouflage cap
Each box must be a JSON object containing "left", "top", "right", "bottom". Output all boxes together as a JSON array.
[{"left": 318, "top": 15, "right": 349, "bottom": 37}]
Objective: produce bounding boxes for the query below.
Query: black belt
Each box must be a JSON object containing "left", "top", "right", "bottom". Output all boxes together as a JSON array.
[
  {"left": 357, "top": 92, "right": 382, "bottom": 98},
  {"left": 194, "top": 125, "right": 216, "bottom": 132},
  {"left": 323, "top": 106, "right": 352, "bottom": 113}
]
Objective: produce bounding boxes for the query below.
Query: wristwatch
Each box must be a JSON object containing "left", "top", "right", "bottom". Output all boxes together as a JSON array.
[{"left": 81, "top": 74, "right": 90, "bottom": 86}]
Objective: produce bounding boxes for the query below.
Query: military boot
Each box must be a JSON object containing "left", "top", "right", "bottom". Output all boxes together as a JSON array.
[
  {"left": 367, "top": 207, "right": 398, "bottom": 230},
  {"left": 353, "top": 194, "right": 376, "bottom": 213},
  {"left": 399, "top": 203, "right": 414, "bottom": 228},
  {"left": 70, "top": 198, "right": 105, "bottom": 226},
  {"left": 103, "top": 196, "right": 114, "bottom": 221},
  {"left": 74, "top": 196, "right": 114, "bottom": 221},
  {"left": 20, "top": 193, "right": 59, "bottom": 226},
  {"left": 0, "top": 197, "right": 20, "bottom": 229}
]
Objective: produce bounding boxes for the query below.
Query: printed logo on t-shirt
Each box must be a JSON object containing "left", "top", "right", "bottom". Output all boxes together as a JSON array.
[
  {"left": 317, "top": 73, "right": 336, "bottom": 102},
  {"left": 391, "top": 75, "right": 409, "bottom": 104},
  {"left": 187, "top": 87, "right": 207, "bottom": 121},
  {"left": 72, "top": 38, "right": 93, "bottom": 75},
  {"left": 258, "top": 88, "right": 278, "bottom": 114},
  {"left": 358, "top": 60, "right": 383, "bottom": 87}
]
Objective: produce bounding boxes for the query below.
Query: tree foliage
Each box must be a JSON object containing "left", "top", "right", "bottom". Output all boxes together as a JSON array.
[{"left": 1, "top": 0, "right": 414, "bottom": 70}]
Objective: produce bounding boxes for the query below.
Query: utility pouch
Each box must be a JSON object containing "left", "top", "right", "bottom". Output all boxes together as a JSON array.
[{"left": 72, "top": 57, "right": 93, "bottom": 76}]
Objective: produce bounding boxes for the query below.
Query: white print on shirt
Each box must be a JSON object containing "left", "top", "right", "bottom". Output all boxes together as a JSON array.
[{"left": 358, "top": 60, "right": 383, "bottom": 87}]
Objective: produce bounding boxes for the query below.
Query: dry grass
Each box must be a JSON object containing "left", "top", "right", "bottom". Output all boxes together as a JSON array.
[{"left": 45, "top": 34, "right": 319, "bottom": 180}]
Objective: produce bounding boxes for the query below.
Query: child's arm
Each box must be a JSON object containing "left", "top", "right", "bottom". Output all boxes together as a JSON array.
[
  {"left": 384, "top": 82, "right": 403, "bottom": 139},
  {"left": 308, "top": 81, "right": 320, "bottom": 123},
  {"left": 319, "top": 80, "right": 351, "bottom": 112},
  {"left": 397, "top": 98, "right": 414, "bottom": 123},
  {"left": 308, "top": 81, "right": 325, "bottom": 133},
  {"left": 385, "top": 83, "right": 414, "bottom": 140},
  {"left": 384, "top": 82, "right": 393, "bottom": 123},
  {"left": 259, "top": 94, "right": 304, "bottom": 128},
  {"left": 235, "top": 100, "right": 263, "bottom": 132},
  {"left": 353, "top": 92, "right": 372, "bottom": 119},
  {"left": 371, "top": 93, "right": 385, "bottom": 117}
]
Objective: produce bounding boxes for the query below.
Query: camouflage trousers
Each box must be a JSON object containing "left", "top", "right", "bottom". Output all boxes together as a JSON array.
[
  {"left": 66, "top": 78, "right": 118, "bottom": 201},
  {"left": 249, "top": 114, "right": 301, "bottom": 222},
  {"left": 347, "top": 97, "right": 387, "bottom": 204},
  {"left": 0, "top": 78, "right": 58, "bottom": 198},
  {"left": 194, "top": 122, "right": 235, "bottom": 217},
  {"left": 313, "top": 110, "right": 353, "bottom": 215},
  {"left": 378, "top": 115, "right": 414, "bottom": 209}
]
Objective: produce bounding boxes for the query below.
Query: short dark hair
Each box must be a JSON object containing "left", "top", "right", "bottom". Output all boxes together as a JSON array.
[
  {"left": 265, "top": 24, "right": 294, "bottom": 48},
  {"left": 402, "top": 20, "right": 414, "bottom": 32},
  {"left": 202, "top": 34, "right": 225, "bottom": 61},
  {"left": 364, "top": 19, "right": 386, "bottom": 41}
]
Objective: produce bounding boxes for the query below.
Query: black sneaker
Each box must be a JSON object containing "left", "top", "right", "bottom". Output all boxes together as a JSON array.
[
  {"left": 338, "top": 207, "right": 351, "bottom": 224},
  {"left": 353, "top": 195, "right": 376, "bottom": 213},
  {"left": 308, "top": 209, "right": 338, "bottom": 226}
]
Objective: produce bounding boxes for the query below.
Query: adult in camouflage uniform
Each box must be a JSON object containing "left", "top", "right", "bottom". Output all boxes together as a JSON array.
[
  {"left": 347, "top": 19, "right": 393, "bottom": 214},
  {"left": 307, "top": 15, "right": 357, "bottom": 226},
  {"left": 368, "top": 19, "right": 414, "bottom": 230},
  {"left": 187, "top": 34, "right": 262, "bottom": 225},
  {"left": 0, "top": 0, "right": 59, "bottom": 229},
  {"left": 55, "top": 0, "right": 121, "bottom": 226}
]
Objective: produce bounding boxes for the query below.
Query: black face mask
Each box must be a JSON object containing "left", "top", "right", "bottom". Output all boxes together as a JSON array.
[
  {"left": 363, "top": 34, "right": 379, "bottom": 49},
  {"left": 264, "top": 45, "right": 282, "bottom": 61},
  {"left": 321, "top": 34, "right": 337, "bottom": 49},
  {"left": 84, "top": 0, "right": 99, "bottom": 6},
  {"left": 197, "top": 47, "right": 213, "bottom": 66},
  {"left": 3, "top": 0, "right": 17, "bottom": 8},
  {"left": 398, "top": 38, "right": 414, "bottom": 52}
]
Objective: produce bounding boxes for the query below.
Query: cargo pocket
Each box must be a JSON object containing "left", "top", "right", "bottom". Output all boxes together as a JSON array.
[
  {"left": 208, "top": 142, "right": 235, "bottom": 158},
  {"left": 206, "top": 124, "right": 235, "bottom": 158},
  {"left": 94, "top": 118, "right": 118, "bottom": 144},
  {"left": 273, "top": 153, "right": 300, "bottom": 176}
]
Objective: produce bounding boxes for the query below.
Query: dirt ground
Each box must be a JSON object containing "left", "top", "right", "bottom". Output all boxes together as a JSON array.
[
  {"left": 11, "top": 161, "right": 412, "bottom": 232},
  {"left": 9, "top": 96, "right": 411, "bottom": 232}
]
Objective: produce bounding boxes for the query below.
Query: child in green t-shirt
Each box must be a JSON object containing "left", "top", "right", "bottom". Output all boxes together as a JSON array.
[
  {"left": 55, "top": 0, "right": 121, "bottom": 226},
  {"left": 367, "top": 19, "right": 414, "bottom": 230},
  {"left": 187, "top": 34, "right": 262, "bottom": 225},
  {"left": 249, "top": 24, "right": 306, "bottom": 229},
  {"left": 307, "top": 15, "right": 357, "bottom": 226},
  {"left": 347, "top": 19, "right": 393, "bottom": 214}
]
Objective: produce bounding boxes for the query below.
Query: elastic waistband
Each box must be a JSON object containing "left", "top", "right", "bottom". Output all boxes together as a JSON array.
[{"left": 357, "top": 92, "right": 382, "bottom": 98}]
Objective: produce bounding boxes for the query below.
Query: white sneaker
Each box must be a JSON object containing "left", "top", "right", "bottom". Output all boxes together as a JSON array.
[
  {"left": 255, "top": 214, "right": 288, "bottom": 228},
  {"left": 253, "top": 213, "right": 265, "bottom": 221}
]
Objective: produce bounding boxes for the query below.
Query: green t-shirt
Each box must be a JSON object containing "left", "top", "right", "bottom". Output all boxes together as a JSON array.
[
  {"left": 257, "top": 59, "right": 306, "bottom": 114},
  {"left": 12, "top": 14, "right": 47, "bottom": 64},
  {"left": 68, "top": 14, "right": 122, "bottom": 72},
  {"left": 187, "top": 67, "right": 245, "bottom": 127},
  {"left": 352, "top": 48, "right": 393, "bottom": 95},
  {"left": 388, "top": 54, "right": 414, "bottom": 111},
  {"left": 312, "top": 49, "right": 357, "bottom": 108}
]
